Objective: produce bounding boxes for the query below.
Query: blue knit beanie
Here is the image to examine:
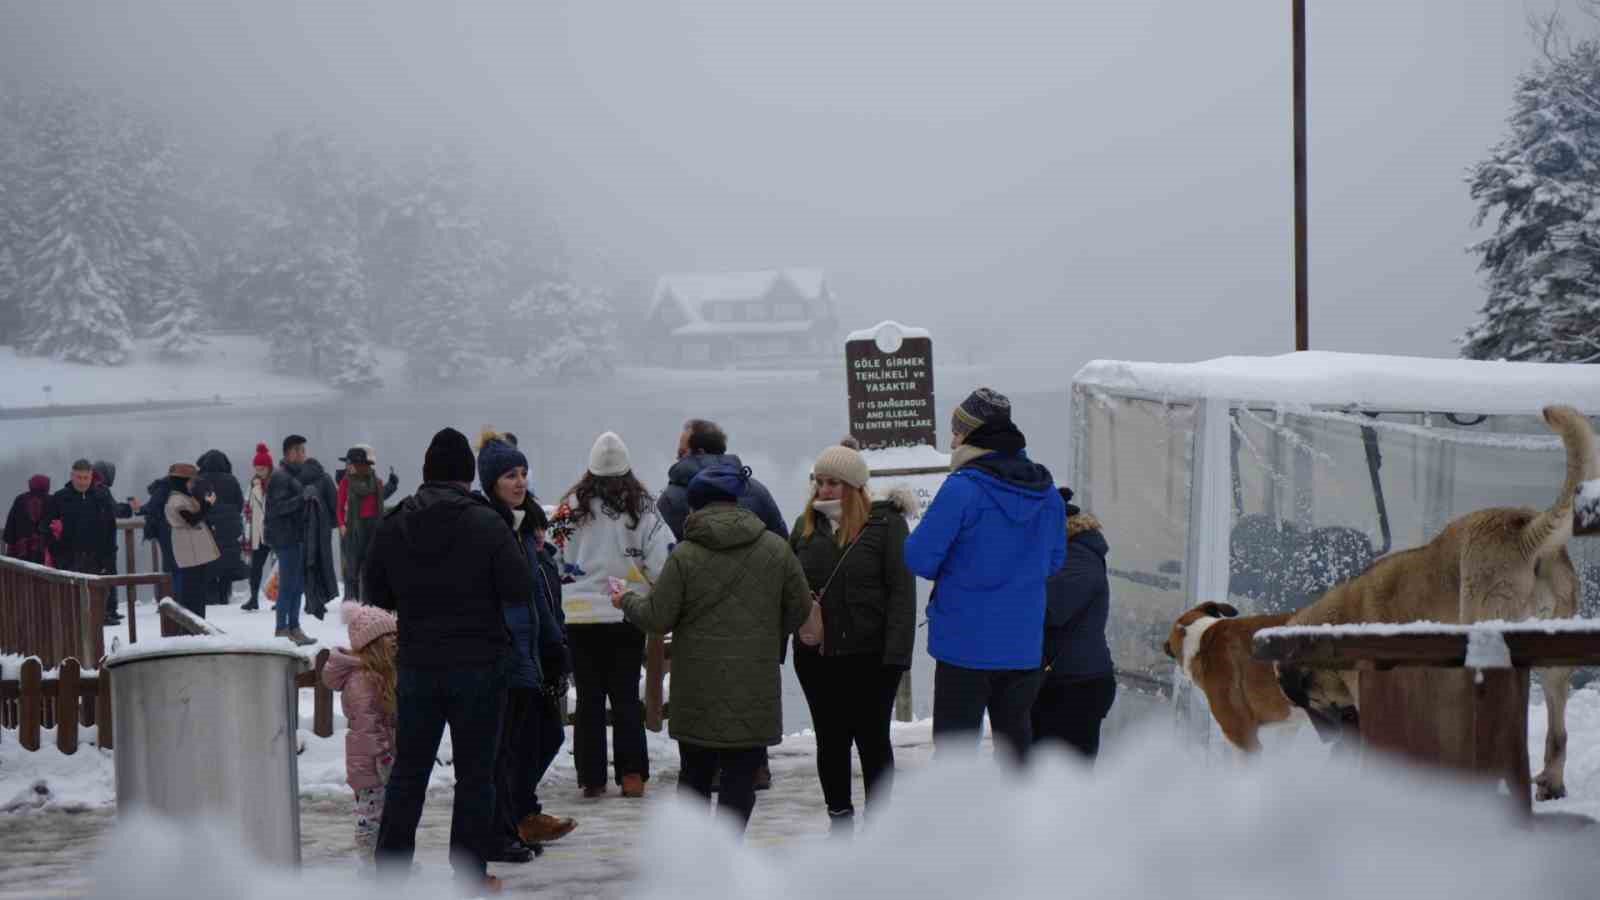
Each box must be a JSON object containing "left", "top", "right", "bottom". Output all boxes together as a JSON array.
[
  {"left": 477, "top": 438, "right": 530, "bottom": 497},
  {"left": 687, "top": 464, "right": 750, "bottom": 511}
]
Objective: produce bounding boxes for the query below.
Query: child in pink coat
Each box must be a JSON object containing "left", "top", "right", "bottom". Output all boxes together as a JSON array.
[{"left": 322, "top": 602, "right": 399, "bottom": 858}]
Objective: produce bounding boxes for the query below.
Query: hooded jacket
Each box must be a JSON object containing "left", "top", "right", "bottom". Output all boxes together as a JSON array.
[
  {"left": 322, "top": 649, "right": 395, "bottom": 791},
  {"left": 1043, "top": 513, "right": 1113, "bottom": 681},
  {"left": 196, "top": 450, "right": 247, "bottom": 581},
  {"left": 300, "top": 459, "right": 339, "bottom": 619},
  {"left": 3, "top": 477, "right": 52, "bottom": 563},
  {"left": 365, "top": 482, "right": 532, "bottom": 669},
  {"left": 658, "top": 453, "right": 789, "bottom": 541},
  {"left": 621, "top": 505, "right": 812, "bottom": 748},
  {"left": 789, "top": 488, "right": 919, "bottom": 668},
  {"left": 904, "top": 450, "right": 1067, "bottom": 670},
  {"left": 142, "top": 477, "right": 176, "bottom": 571},
  {"left": 46, "top": 481, "right": 118, "bottom": 572}
]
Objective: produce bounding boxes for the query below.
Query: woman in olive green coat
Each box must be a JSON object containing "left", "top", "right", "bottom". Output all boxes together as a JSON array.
[{"left": 611, "top": 464, "right": 810, "bottom": 831}]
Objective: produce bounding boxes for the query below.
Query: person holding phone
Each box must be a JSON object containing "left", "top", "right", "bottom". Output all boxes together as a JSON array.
[{"left": 164, "top": 462, "right": 221, "bottom": 619}]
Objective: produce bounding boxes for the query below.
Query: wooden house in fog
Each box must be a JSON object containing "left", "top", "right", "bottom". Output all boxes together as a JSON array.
[{"left": 644, "top": 269, "right": 838, "bottom": 367}]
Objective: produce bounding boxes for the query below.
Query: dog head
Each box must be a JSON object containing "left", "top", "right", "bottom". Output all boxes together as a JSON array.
[
  {"left": 1163, "top": 602, "right": 1240, "bottom": 671},
  {"left": 1276, "top": 663, "right": 1360, "bottom": 743}
]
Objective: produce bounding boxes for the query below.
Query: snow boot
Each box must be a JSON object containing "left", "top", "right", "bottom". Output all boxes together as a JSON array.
[
  {"left": 241, "top": 600, "right": 259, "bottom": 611},
  {"left": 581, "top": 784, "right": 607, "bottom": 799},
  {"left": 274, "top": 628, "right": 291, "bottom": 641},
  {"left": 288, "top": 628, "right": 317, "bottom": 647},
  {"left": 621, "top": 774, "right": 646, "bottom": 798},
  {"left": 827, "top": 809, "right": 855, "bottom": 839},
  {"left": 518, "top": 813, "right": 577, "bottom": 845}
]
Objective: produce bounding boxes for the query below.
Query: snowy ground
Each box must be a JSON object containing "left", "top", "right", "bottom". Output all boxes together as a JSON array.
[
  {"left": 0, "top": 337, "right": 409, "bottom": 411},
  {"left": 5, "top": 595, "right": 1600, "bottom": 897}
]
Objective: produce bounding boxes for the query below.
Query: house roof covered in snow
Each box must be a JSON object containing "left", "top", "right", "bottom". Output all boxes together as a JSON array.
[
  {"left": 1073, "top": 351, "right": 1600, "bottom": 414},
  {"left": 650, "top": 268, "right": 829, "bottom": 324}
]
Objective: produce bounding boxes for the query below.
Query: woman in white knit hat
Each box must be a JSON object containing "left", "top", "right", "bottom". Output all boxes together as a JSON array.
[
  {"left": 788, "top": 443, "right": 918, "bottom": 836},
  {"left": 549, "top": 431, "right": 672, "bottom": 799}
]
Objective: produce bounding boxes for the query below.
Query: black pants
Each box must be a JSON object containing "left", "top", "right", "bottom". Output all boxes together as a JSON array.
[
  {"left": 1031, "top": 673, "right": 1117, "bottom": 761},
  {"left": 342, "top": 528, "right": 376, "bottom": 603},
  {"left": 205, "top": 558, "right": 235, "bottom": 605},
  {"left": 794, "top": 648, "right": 901, "bottom": 816},
  {"left": 378, "top": 663, "right": 506, "bottom": 883},
  {"left": 173, "top": 565, "right": 209, "bottom": 619},
  {"left": 569, "top": 622, "right": 648, "bottom": 787},
  {"left": 677, "top": 742, "right": 765, "bottom": 832},
  {"left": 495, "top": 686, "right": 566, "bottom": 843},
  {"left": 931, "top": 661, "right": 1044, "bottom": 764},
  {"left": 248, "top": 546, "right": 270, "bottom": 604}
]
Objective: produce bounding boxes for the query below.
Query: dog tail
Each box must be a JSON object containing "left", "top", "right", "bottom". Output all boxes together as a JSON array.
[{"left": 1521, "top": 405, "right": 1599, "bottom": 560}]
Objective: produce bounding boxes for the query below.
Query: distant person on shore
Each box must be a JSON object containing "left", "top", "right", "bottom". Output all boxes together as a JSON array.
[
  {"left": 164, "top": 462, "right": 221, "bottom": 618},
  {"left": 195, "top": 450, "right": 247, "bottom": 607},
  {"left": 3, "top": 475, "right": 53, "bottom": 564},
  {"left": 657, "top": 417, "right": 788, "bottom": 788},
  {"left": 789, "top": 444, "right": 917, "bottom": 834},
  {"left": 551, "top": 431, "right": 671, "bottom": 799},
  {"left": 337, "top": 445, "right": 397, "bottom": 603},
  {"left": 243, "top": 443, "right": 273, "bottom": 611},
  {"left": 904, "top": 388, "right": 1066, "bottom": 764},
  {"left": 365, "top": 427, "right": 533, "bottom": 894},
  {"left": 322, "top": 602, "right": 400, "bottom": 864},
  {"left": 1030, "top": 488, "right": 1116, "bottom": 761},
  {"left": 612, "top": 464, "right": 811, "bottom": 833},
  {"left": 265, "top": 435, "right": 319, "bottom": 645}
]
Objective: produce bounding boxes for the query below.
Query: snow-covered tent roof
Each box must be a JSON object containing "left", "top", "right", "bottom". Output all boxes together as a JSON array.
[
  {"left": 1073, "top": 351, "right": 1600, "bottom": 414},
  {"left": 651, "top": 268, "right": 829, "bottom": 323}
]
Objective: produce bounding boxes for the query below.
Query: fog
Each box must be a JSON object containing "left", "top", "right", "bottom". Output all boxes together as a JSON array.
[{"left": 0, "top": 0, "right": 1553, "bottom": 383}]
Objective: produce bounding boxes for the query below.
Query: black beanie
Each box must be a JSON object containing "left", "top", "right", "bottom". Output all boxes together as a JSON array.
[{"left": 423, "top": 428, "right": 476, "bottom": 485}]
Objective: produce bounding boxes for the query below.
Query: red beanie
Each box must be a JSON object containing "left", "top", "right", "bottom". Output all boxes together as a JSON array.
[{"left": 253, "top": 442, "right": 274, "bottom": 470}]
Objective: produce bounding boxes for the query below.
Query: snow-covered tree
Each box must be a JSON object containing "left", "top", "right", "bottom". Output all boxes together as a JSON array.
[
  {"left": 133, "top": 217, "right": 206, "bottom": 357},
  {"left": 17, "top": 91, "right": 134, "bottom": 364},
  {"left": 1462, "top": 37, "right": 1600, "bottom": 362},
  {"left": 511, "top": 275, "right": 620, "bottom": 379},
  {"left": 0, "top": 92, "right": 25, "bottom": 344},
  {"left": 402, "top": 235, "right": 488, "bottom": 381}
]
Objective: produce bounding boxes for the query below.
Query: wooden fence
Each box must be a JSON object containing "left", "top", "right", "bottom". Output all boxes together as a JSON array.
[
  {"left": 0, "top": 555, "right": 172, "bottom": 668},
  {"left": 0, "top": 657, "right": 111, "bottom": 753}
]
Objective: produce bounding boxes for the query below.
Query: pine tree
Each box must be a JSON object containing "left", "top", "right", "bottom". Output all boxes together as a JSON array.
[
  {"left": 1462, "top": 39, "right": 1600, "bottom": 363},
  {"left": 512, "top": 275, "right": 621, "bottom": 379},
  {"left": 18, "top": 91, "right": 134, "bottom": 364},
  {"left": 403, "top": 237, "right": 487, "bottom": 381},
  {"left": 135, "top": 217, "right": 206, "bottom": 357}
]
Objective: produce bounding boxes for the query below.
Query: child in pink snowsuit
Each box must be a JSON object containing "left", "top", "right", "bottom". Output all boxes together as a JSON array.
[{"left": 322, "top": 602, "right": 399, "bottom": 858}]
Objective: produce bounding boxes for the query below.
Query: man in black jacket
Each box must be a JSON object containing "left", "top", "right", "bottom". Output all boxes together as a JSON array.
[
  {"left": 1031, "top": 488, "right": 1116, "bottom": 760},
  {"left": 366, "top": 427, "right": 533, "bottom": 892},
  {"left": 265, "top": 435, "right": 322, "bottom": 644},
  {"left": 46, "top": 460, "right": 121, "bottom": 626},
  {"left": 658, "top": 419, "right": 788, "bottom": 540}
]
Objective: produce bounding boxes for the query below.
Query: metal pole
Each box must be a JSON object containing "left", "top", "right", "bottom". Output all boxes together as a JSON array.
[{"left": 1293, "top": 0, "right": 1309, "bottom": 351}]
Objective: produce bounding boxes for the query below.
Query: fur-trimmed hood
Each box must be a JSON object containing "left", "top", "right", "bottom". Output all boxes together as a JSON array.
[
  {"left": 872, "top": 485, "right": 922, "bottom": 520},
  {"left": 1068, "top": 511, "right": 1102, "bottom": 538}
]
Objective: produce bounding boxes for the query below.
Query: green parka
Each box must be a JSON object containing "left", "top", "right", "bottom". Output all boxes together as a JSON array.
[{"left": 621, "top": 503, "right": 811, "bottom": 748}]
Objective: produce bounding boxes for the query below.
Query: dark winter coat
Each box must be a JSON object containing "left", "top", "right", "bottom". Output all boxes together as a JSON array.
[
  {"left": 658, "top": 453, "right": 788, "bottom": 541},
  {"left": 300, "top": 459, "right": 339, "bottom": 620},
  {"left": 46, "top": 484, "right": 117, "bottom": 573},
  {"left": 904, "top": 449, "right": 1067, "bottom": 671},
  {"left": 621, "top": 504, "right": 811, "bottom": 749},
  {"left": 534, "top": 541, "right": 569, "bottom": 684},
  {"left": 142, "top": 477, "right": 177, "bottom": 572},
  {"left": 265, "top": 459, "right": 335, "bottom": 548},
  {"left": 3, "top": 477, "right": 52, "bottom": 564},
  {"left": 91, "top": 463, "right": 136, "bottom": 518},
  {"left": 491, "top": 498, "right": 572, "bottom": 690},
  {"left": 195, "top": 450, "right": 247, "bottom": 582},
  {"left": 1043, "top": 514, "right": 1113, "bottom": 681},
  {"left": 365, "top": 482, "right": 532, "bottom": 670},
  {"left": 789, "top": 489, "right": 918, "bottom": 669}
]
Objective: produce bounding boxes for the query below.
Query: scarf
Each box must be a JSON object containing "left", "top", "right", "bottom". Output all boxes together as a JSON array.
[
  {"left": 345, "top": 470, "right": 382, "bottom": 546},
  {"left": 812, "top": 499, "right": 843, "bottom": 524}
]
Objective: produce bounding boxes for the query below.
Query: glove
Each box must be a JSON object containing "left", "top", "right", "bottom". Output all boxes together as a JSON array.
[{"left": 49, "top": 519, "right": 63, "bottom": 540}]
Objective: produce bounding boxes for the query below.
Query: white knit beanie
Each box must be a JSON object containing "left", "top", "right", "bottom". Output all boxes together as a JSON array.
[
  {"left": 813, "top": 445, "right": 870, "bottom": 489},
  {"left": 588, "top": 431, "right": 632, "bottom": 477}
]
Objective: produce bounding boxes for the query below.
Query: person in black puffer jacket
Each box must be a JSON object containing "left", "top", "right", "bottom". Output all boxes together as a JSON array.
[
  {"left": 1030, "top": 487, "right": 1116, "bottom": 761},
  {"left": 789, "top": 445, "right": 917, "bottom": 835},
  {"left": 364, "top": 427, "right": 533, "bottom": 890},
  {"left": 195, "top": 450, "right": 247, "bottom": 606}
]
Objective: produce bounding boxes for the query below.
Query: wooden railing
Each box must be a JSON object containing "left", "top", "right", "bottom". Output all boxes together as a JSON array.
[
  {"left": 0, "top": 555, "right": 172, "bottom": 669},
  {"left": 0, "top": 656, "right": 111, "bottom": 753}
]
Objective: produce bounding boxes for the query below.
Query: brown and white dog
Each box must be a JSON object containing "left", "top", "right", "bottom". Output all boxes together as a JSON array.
[
  {"left": 1278, "top": 404, "right": 1599, "bottom": 801},
  {"left": 1164, "top": 602, "right": 1302, "bottom": 752}
]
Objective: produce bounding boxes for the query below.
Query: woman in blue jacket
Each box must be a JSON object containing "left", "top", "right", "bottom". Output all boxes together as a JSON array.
[
  {"left": 904, "top": 389, "right": 1066, "bottom": 762},
  {"left": 479, "top": 431, "right": 577, "bottom": 862}
]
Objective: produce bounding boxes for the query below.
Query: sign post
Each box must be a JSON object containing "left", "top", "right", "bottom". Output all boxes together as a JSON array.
[{"left": 846, "top": 321, "right": 937, "bottom": 450}]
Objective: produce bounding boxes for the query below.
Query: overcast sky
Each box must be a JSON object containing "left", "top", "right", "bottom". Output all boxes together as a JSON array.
[{"left": 0, "top": 0, "right": 1556, "bottom": 384}]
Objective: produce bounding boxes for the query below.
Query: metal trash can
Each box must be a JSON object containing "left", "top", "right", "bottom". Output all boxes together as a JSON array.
[{"left": 106, "top": 640, "right": 306, "bottom": 865}]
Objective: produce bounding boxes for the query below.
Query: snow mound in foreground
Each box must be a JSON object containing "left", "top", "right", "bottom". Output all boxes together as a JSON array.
[{"left": 79, "top": 720, "right": 1600, "bottom": 900}]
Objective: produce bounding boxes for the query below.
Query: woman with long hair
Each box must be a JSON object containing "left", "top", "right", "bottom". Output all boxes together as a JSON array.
[
  {"left": 549, "top": 431, "right": 672, "bottom": 799},
  {"left": 789, "top": 445, "right": 917, "bottom": 836}
]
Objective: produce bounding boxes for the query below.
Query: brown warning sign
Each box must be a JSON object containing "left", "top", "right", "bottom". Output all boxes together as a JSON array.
[{"left": 846, "top": 326, "right": 935, "bottom": 449}]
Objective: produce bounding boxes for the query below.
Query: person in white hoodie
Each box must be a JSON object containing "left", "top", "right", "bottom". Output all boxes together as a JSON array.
[{"left": 549, "top": 431, "right": 672, "bottom": 799}]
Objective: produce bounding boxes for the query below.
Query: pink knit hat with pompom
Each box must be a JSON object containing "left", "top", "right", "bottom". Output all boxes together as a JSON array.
[{"left": 343, "top": 601, "right": 397, "bottom": 652}]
